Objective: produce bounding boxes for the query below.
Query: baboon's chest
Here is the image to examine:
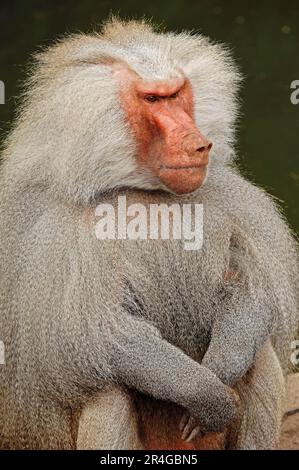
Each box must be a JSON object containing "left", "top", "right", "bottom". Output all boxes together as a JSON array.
[{"left": 122, "top": 241, "right": 219, "bottom": 360}]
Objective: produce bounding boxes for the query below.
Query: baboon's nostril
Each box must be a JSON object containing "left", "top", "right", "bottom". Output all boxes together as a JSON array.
[{"left": 196, "top": 142, "right": 212, "bottom": 153}]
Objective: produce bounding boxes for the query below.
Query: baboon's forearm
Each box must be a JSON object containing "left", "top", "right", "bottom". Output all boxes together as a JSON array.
[
  {"left": 202, "top": 304, "right": 274, "bottom": 386},
  {"left": 107, "top": 318, "right": 236, "bottom": 433}
]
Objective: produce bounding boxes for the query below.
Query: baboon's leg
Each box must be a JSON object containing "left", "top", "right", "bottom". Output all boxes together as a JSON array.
[
  {"left": 76, "top": 386, "right": 142, "bottom": 450},
  {"left": 234, "top": 340, "right": 285, "bottom": 449}
]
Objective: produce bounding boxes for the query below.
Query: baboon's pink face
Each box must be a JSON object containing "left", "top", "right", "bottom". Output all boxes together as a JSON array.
[{"left": 116, "top": 68, "right": 212, "bottom": 194}]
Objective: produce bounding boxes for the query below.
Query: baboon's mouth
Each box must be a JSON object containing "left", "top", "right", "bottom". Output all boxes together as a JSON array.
[{"left": 159, "top": 164, "right": 207, "bottom": 171}]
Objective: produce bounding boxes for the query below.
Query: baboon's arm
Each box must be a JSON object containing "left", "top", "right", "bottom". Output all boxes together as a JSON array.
[
  {"left": 202, "top": 298, "right": 274, "bottom": 386},
  {"left": 107, "top": 314, "right": 236, "bottom": 433}
]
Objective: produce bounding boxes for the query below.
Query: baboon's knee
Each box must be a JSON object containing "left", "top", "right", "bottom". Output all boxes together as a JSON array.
[
  {"left": 76, "top": 385, "right": 141, "bottom": 450},
  {"left": 234, "top": 341, "right": 285, "bottom": 449}
]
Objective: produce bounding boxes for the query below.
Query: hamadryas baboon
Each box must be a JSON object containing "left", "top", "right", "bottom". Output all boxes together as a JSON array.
[{"left": 0, "top": 19, "right": 298, "bottom": 449}]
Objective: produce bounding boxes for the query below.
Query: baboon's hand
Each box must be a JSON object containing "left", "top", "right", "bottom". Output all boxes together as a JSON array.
[
  {"left": 180, "top": 386, "right": 240, "bottom": 439},
  {"left": 179, "top": 413, "right": 202, "bottom": 442},
  {"left": 183, "top": 378, "right": 238, "bottom": 434}
]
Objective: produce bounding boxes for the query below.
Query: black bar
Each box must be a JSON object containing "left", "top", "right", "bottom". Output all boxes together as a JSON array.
[{"left": 0, "top": 450, "right": 297, "bottom": 466}]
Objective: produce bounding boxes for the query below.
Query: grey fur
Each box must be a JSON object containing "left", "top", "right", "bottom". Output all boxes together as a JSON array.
[{"left": 0, "top": 19, "right": 298, "bottom": 449}]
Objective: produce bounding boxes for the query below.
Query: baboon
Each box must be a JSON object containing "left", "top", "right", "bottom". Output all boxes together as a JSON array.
[{"left": 0, "top": 19, "right": 298, "bottom": 450}]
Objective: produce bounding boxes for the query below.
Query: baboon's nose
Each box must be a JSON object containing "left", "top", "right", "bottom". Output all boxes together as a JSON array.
[
  {"left": 184, "top": 133, "right": 212, "bottom": 164},
  {"left": 196, "top": 141, "right": 213, "bottom": 154}
]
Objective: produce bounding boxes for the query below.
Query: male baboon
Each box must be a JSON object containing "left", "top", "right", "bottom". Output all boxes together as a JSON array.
[{"left": 0, "top": 19, "right": 298, "bottom": 449}]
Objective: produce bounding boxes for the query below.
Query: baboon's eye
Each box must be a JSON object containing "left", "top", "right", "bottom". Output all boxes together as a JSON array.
[
  {"left": 144, "top": 95, "right": 159, "bottom": 103},
  {"left": 169, "top": 91, "right": 179, "bottom": 99}
]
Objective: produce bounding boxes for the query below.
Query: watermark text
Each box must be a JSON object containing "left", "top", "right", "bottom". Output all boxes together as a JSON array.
[{"left": 95, "top": 196, "right": 204, "bottom": 250}]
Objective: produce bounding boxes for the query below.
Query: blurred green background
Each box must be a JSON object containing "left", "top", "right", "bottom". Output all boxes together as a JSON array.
[{"left": 0, "top": 0, "right": 298, "bottom": 233}]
